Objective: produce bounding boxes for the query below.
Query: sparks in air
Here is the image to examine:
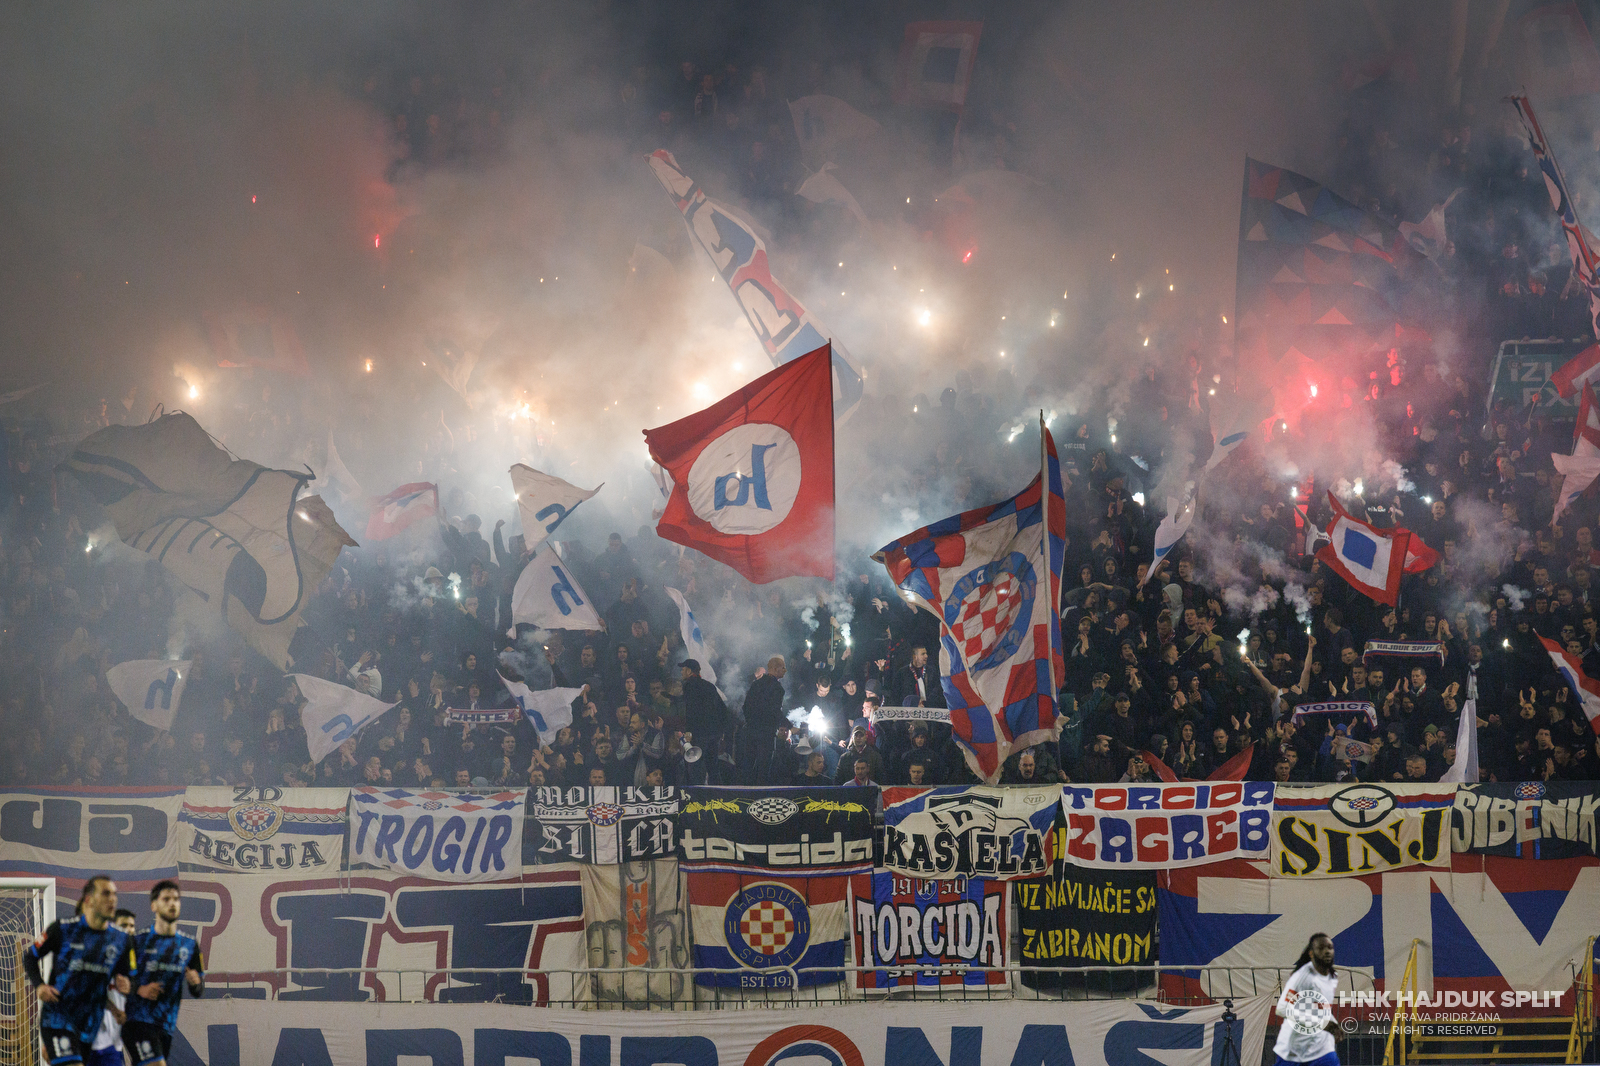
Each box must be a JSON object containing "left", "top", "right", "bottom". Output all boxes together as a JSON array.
[
  {"left": 962, "top": 249, "right": 974, "bottom": 263},
  {"left": 1310, "top": 383, "right": 1318, "bottom": 397},
  {"left": 364, "top": 359, "right": 373, "bottom": 373},
  {"left": 188, "top": 385, "right": 199, "bottom": 399},
  {"left": 373, "top": 234, "right": 380, "bottom": 248},
  {"left": 916, "top": 308, "right": 931, "bottom": 327}
]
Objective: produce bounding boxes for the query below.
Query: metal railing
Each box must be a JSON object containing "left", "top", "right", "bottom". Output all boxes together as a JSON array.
[
  {"left": 1384, "top": 939, "right": 1423, "bottom": 1065},
  {"left": 200, "top": 962, "right": 1302, "bottom": 1007},
  {"left": 1572, "top": 936, "right": 1597, "bottom": 1066}
]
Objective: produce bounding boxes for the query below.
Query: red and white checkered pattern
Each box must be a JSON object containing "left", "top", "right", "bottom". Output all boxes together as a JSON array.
[
  {"left": 738, "top": 900, "right": 796, "bottom": 955},
  {"left": 950, "top": 574, "right": 1021, "bottom": 663}
]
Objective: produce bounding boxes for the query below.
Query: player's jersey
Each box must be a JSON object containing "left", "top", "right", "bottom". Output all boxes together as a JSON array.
[
  {"left": 91, "top": 989, "right": 126, "bottom": 1052},
  {"left": 23, "top": 918, "right": 135, "bottom": 1044},
  {"left": 1273, "top": 960, "right": 1340, "bottom": 1062},
  {"left": 125, "top": 929, "right": 203, "bottom": 1032}
]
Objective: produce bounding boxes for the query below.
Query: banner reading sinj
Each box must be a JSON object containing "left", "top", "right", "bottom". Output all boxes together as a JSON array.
[
  {"left": 1058, "top": 782, "right": 1274, "bottom": 869},
  {"left": 347, "top": 787, "right": 524, "bottom": 882}
]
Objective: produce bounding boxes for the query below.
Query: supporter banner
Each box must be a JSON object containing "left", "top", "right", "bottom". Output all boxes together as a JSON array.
[
  {"left": 173, "top": 996, "right": 1271, "bottom": 1066},
  {"left": 1057, "top": 782, "right": 1274, "bottom": 869},
  {"left": 850, "top": 872, "right": 1007, "bottom": 992},
  {"left": 686, "top": 871, "right": 849, "bottom": 988},
  {"left": 531, "top": 786, "right": 678, "bottom": 864},
  {"left": 0, "top": 786, "right": 184, "bottom": 879},
  {"left": 678, "top": 787, "right": 874, "bottom": 876},
  {"left": 1451, "top": 781, "right": 1600, "bottom": 858},
  {"left": 1271, "top": 783, "right": 1453, "bottom": 878},
  {"left": 1362, "top": 639, "right": 1443, "bottom": 665},
  {"left": 177, "top": 786, "right": 345, "bottom": 875},
  {"left": 881, "top": 786, "right": 1058, "bottom": 880},
  {"left": 1158, "top": 855, "right": 1600, "bottom": 1006},
  {"left": 347, "top": 787, "right": 524, "bottom": 883},
  {"left": 444, "top": 707, "right": 521, "bottom": 725},
  {"left": 1015, "top": 852, "right": 1156, "bottom": 988},
  {"left": 579, "top": 860, "right": 689, "bottom": 1006},
  {"left": 1331, "top": 736, "right": 1375, "bottom": 764},
  {"left": 869, "top": 704, "right": 950, "bottom": 723}
]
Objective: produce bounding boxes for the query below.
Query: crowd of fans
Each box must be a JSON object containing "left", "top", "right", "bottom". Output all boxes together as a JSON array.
[{"left": 5, "top": 39, "right": 1600, "bottom": 796}]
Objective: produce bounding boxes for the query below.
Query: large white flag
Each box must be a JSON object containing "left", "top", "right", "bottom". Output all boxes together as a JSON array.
[
  {"left": 106, "top": 659, "right": 191, "bottom": 732},
  {"left": 1145, "top": 486, "right": 1196, "bottom": 584},
  {"left": 797, "top": 164, "right": 869, "bottom": 226},
  {"left": 788, "top": 95, "right": 880, "bottom": 163},
  {"left": 499, "top": 672, "right": 583, "bottom": 747},
  {"left": 665, "top": 587, "right": 716, "bottom": 685},
  {"left": 510, "top": 464, "right": 600, "bottom": 551},
  {"left": 291, "top": 673, "right": 396, "bottom": 764},
  {"left": 510, "top": 543, "right": 604, "bottom": 632},
  {"left": 1440, "top": 698, "right": 1480, "bottom": 783},
  {"left": 312, "top": 431, "right": 365, "bottom": 502}
]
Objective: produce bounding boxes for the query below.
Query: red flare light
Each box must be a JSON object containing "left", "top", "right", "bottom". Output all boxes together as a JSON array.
[
  {"left": 374, "top": 234, "right": 381, "bottom": 249},
  {"left": 962, "top": 249, "right": 974, "bottom": 263}
]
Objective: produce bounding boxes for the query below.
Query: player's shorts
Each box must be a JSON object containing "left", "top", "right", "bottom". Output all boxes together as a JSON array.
[
  {"left": 1275, "top": 1053, "right": 1340, "bottom": 1066},
  {"left": 40, "top": 1027, "right": 87, "bottom": 1065},
  {"left": 85, "top": 1046, "right": 125, "bottom": 1066},
  {"left": 123, "top": 1021, "right": 173, "bottom": 1066}
]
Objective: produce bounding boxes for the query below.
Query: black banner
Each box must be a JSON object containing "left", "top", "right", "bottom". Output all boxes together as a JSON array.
[
  {"left": 1450, "top": 782, "right": 1600, "bottom": 859},
  {"left": 529, "top": 786, "right": 678, "bottom": 864},
  {"left": 1015, "top": 836, "right": 1156, "bottom": 991},
  {"left": 677, "top": 786, "right": 875, "bottom": 875}
]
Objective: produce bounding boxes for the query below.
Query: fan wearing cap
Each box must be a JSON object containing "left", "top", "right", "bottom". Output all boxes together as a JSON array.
[{"left": 832, "top": 725, "right": 882, "bottom": 785}]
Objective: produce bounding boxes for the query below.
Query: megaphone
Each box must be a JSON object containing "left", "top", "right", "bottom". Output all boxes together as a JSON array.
[{"left": 683, "top": 745, "right": 703, "bottom": 764}]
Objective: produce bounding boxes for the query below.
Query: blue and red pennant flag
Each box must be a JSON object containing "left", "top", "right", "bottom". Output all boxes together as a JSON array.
[
  {"left": 366, "top": 482, "right": 438, "bottom": 542},
  {"left": 874, "top": 420, "right": 1066, "bottom": 782}
]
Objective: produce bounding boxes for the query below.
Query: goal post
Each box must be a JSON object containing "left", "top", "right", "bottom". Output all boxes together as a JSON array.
[{"left": 0, "top": 878, "right": 54, "bottom": 1066}]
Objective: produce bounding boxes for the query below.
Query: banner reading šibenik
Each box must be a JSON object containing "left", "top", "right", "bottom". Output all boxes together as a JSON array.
[{"left": 1058, "top": 782, "right": 1274, "bottom": 869}]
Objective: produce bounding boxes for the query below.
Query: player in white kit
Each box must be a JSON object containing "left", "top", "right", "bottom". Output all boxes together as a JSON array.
[{"left": 1274, "top": 933, "right": 1341, "bottom": 1066}]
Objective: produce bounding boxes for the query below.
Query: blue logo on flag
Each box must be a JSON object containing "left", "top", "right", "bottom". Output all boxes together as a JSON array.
[{"left": 1341, "top": 528, "right": 1378, "bottom": 569}]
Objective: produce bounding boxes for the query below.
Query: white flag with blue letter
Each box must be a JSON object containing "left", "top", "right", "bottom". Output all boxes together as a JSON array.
[
  {"left": 291, "top": 673, "right": 397, "bottom": 764},
  {"left": 499, "top": 672, "right": 583, "bottom": 747},
  {"left": 510, "top": 543, "right": 604, "bottom": 632},
  {"left": 510, "top": 464, "right": 601, "bottom": 552},
  {"left": 1144, "top": 485, "right": 1196, "bottom": 585},
  {"left": 107, "top": 659, "right": 191, "bottom": 732},
  {"left": 665, "top": 587, "right": 717, "bottom": 685}
]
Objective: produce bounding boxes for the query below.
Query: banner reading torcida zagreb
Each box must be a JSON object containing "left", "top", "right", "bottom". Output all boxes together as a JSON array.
[
  {"left": 1058, "top": 782, "right": 1274, "bottom": 869},
  {"left": 1271, "top": 783, "right": 1454, "bottom": 878}
]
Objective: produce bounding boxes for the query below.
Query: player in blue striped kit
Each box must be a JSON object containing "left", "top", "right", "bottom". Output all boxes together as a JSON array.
[
  {"left": 123, "top": 881, "right": 205, "bottom": 1066},
  {"left": 21, "top": 877, "right": 135, "bottom": 1066}
]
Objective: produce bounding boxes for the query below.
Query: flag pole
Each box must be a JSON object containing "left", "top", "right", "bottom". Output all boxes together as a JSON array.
[{"left": 1041, "top": 410, "right": 1062, "bottom": 714}]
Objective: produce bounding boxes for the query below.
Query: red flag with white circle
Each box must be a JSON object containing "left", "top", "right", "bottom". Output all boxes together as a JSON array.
[{"left": 644, "top": 345, "right": 835, "bottom": 583}]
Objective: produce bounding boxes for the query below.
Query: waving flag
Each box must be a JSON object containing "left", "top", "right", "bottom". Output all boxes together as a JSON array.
[
  {"left": 875, "top": 420, "right": 1065, "bottom": 782},
  {"left": 510, "top": 464, "right": 600, "bottom": 551},
  {"left": 1314, "top": 491, "right": 1409, "bottom": 605},
  {"left": 647, "top": 150, "right": 864, "bottom": 417},
  {"left": 510, "top": 543, "right": 604, "bottom": 632},
  {"left": 291, "top": 673, "right": 396, "bottom": 764},
  {"left": 106, "top": 659, "right": 191, "bottom": 732},
  {"left": 367, "top": 482, "right": 438, "bottom": 541},
  {"left": 499, "top": 672, "right": 583, "bottom": 747},
  {"left": 1400, "top": 530, "right": 1441, "bottom": 573},
  {"left": 64, "top": 413, "right": 353, "bottom": 669},
  {"left": 894, "top": 21, "right": 983, "bottom": 109},
  {"left": 1539, "top": 637, "right": 1600, "bottom": 736},
  {"left": 1234, "top": 159, "right": 1419, "bottom": 376},
  {"left": 1510, "top": 93, "right": 1600, "bottom": 344},
  {"left": 645, "top": 344, "right": 835, "bottom": 583},
  {"left": 1144, "top": 485, "right": 1196, "bottom": 584},
  {"left": 665, "top": 587, "right": 716, "bottom": 685},
  {"left": 1440, "top": 698, "right": 1481, "bottom": 783}
]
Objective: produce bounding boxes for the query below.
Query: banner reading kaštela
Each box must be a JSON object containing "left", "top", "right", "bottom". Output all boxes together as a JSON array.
[
  {"left": 881, "top": 786, "right": 1058, "bottom": 880},
  {"left": 1271, "top": 782, "right": 1454, "bottom": 878},
  {"left": 1058, "top": 782, "right": 1274, "bottom": 869}
]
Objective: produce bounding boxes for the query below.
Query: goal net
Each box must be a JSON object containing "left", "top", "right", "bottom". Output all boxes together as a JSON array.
[{"left": 0, "top": 879, "right": 53, "bottom": 1066}]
